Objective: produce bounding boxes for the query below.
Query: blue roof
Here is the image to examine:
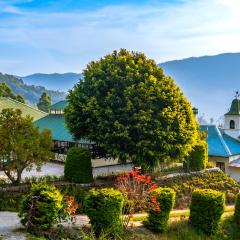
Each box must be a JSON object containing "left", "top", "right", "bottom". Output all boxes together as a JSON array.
[{"left": 200, "top": 125, "right": 240, "bottom": 157}]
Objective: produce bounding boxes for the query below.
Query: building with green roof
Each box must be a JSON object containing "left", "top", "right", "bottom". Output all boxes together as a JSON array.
[
  {"left": 34, "top": 100, "right": 92, "bottom": 159},
  {"left": 0, "top": 97, "right": 47, "bottom": 121}
]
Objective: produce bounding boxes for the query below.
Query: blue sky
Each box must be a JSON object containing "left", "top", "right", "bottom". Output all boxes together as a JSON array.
[{"left": 0, "top": 0, "right": 240, "bottom": 75}]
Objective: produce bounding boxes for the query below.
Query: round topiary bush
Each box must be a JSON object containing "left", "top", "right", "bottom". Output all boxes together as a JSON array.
[
  {"left": 234, "top": 192, "right": 240, "bottom": 225},
  {"left": 18, "top": 182, "right": 63, "bottom": 235},
  {"left": 84, "top": 188, "right": 124, "bottom": 237},
  {"left": 189, "top": 189, "right": 225, "bottom": 235},
  {"left": 144, "top": 187, "right": 175, "bottom": 233},
  {"left": 184, "top": 140, "right": 208, "bottom": 172},
  {"left": 64, "top": 147, "right": 93, "bottom": 183}
]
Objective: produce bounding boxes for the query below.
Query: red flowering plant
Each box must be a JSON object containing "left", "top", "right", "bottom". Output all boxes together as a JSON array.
[
  {"left": 58, "top": 195, "right": 79, "bottom": 225},
  {"left": 115, "top": 167, "right": 160, "bottom": 228}
]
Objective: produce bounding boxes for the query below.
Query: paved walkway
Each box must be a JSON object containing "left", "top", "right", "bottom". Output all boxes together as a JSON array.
[
  {"left": 0, "top": 212, "right": 90, "bottom": 239},
  {"left": 0, "top": 162, "right": 133, "bottom": 181}
]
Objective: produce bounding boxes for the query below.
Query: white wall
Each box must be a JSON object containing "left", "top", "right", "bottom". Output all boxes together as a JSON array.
[
  {"left": 224, "top": 115, "right": 240, "bottom": 140},
  {"left": 228, "top": 167, "right": 240, "bottom": 182}
]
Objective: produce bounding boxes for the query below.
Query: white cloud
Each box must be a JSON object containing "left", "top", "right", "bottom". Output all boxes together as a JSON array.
[{"left": 0, "top": 0, "right": 240, "bottom": 74}]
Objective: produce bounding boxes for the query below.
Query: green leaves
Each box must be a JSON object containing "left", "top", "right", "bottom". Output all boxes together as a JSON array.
[
  {"left": 190, "top": 189, "right": 225, "bottom": 234},
  {"left": 0, "top": 108, "right": 53, "bottom": 184},
  {"left": 0, "top": 82, "right": 25, "bottom": 103},
  {"left": 37, "top": 92, "right": 51, "bottom": 112},
  {"left": 65, "top": 49, "right": 199, "bottom": 168}
]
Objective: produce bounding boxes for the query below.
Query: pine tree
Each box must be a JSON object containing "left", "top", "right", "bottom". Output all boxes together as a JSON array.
[{"left": 37, "top": 92, "right": 51, "bottom": 112}]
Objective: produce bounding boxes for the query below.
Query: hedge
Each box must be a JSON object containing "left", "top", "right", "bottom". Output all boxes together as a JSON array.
[
  {"left": 64, "top": 147, "right": 93, "bottom": 183},
  {"left": 234, "top": 192, "right": 240, "bottom": 225},
  {"left": 84, "top": 188, "right": 124, "bottom": 238},
  {"left": 184, "top": 140, "right": 208, "bottom": 171},
  {"left": 18, "top": 182, "right": 63, "bottom": 235},
  {"left": 189, "top": 189, "right": 225, "bottom": 234},
  {"left": 144, "top": 187, "right": 175, "bottom": 232}
]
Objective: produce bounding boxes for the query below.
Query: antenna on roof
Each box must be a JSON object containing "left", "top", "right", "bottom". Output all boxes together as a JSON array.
[{"left": 235, "top": 91, "right": 240, "bottom": 99}]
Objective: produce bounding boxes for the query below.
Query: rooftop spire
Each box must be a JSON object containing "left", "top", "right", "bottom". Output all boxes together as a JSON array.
[
  {"left": 235, "top": 91, "right": 240, "bottom": 99},
  {"left": 225, "top": 92, "right": 240, "bottom": 115}
]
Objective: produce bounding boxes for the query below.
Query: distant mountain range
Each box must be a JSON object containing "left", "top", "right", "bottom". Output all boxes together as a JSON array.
[
  {"left": 22, "top": 73, "right": 82, "bottom": 92},
  {"left": 1, "top": 52, "right": 239, "bottom": 121},
  {"left": 0, "top": 73, "right": 66, "bottom": 105},
  {"left": 159, "top": 53, "right": 240, "bottom": 122}
]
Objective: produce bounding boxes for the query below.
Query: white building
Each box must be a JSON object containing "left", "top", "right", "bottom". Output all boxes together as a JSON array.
[{"left": 201, "top": 95, "right": 240, "bottom": 182}]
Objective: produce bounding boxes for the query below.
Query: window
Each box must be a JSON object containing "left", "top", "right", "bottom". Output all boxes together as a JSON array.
[
  {"left": 216, "top": 162, "right": 225, "bottom": 172},
  {"left": 230, "top": 120, "right": 235, "bottom": 129}
]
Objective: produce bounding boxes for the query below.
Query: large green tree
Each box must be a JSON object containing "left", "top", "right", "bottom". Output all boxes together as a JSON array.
[
  {"left": 0, "top": 109, "right": 53, "bottom": 184},
  {"left": 37, "top": 92, "right": 51, "bottom": 112},
  {"left": 65, "top": 49, "right": 199, "bottom": 168},
  {"left": 0, "top": 82, "right": 25, "bottom": 103}
]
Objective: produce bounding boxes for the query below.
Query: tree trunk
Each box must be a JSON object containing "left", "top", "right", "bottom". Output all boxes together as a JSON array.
[
  {"left": 15, "top": 169, "right": 24, "bottom": 185},
  {"left": 3, "top": 170, "right": 16, "bottom": 184}
]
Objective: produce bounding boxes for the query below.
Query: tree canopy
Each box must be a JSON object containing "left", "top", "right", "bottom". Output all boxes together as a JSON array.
[
  {"left": 65, "top": 49, "right": 199, "bottom": 168},
  {"left": 0, "top": 109, "right": 53, "bottom": 184},
  {"left": 0, "top": 82, "right": 25, "bottom": 103},
  {"left": 37, "top": 92, "right": 51, "bottom": 112}
]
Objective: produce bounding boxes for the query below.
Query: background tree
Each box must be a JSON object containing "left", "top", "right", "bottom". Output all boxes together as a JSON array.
[
  {"left": 0, "top": 82, "right": 25, "bottom": 103},
  {"left": 0, "top": 109, "right": 53, "bottom": 184},
  {"left": 37, "top": 92, "right": 51, "bottom": 112},
  {"left": 65, "top": 49, "right": 199, "bottom": 169},
  {"left": 16, "top": 94, "right": 25, "bottom": 103}
]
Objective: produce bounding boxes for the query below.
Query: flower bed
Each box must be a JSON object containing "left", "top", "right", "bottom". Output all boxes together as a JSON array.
[{"left": 157, "top": 171, "right": 239, "bottom": 209}]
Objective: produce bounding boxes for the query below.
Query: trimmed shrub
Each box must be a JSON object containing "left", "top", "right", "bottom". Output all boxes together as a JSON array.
[
  {"left": 144, "top": 187, "right": 175, "bottom": 233},
  {"left": 189, "top": 189, "right": 225, "bottom": 235},
  {"left": 184, "top": 140, "right": 208, "bottom": 171},
  {"left": 64, "top": 147, "right": 93, "bottom": 183},
  {"left": 18, "top": 182, "right": 63, "bottom": 235},
  {"left": 84, "top": 188, "right": 124, "bottom": 238},
  {"left": 234, "top": 192, "right": 240, "bottom": 225}
]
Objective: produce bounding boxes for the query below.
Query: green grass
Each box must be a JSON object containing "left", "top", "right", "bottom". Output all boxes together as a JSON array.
[
  {"left": 126, "top": 216, "right": 240, "bottom": 240},
  {"left": 133, "top": 205, "right": 235, "bottom": 222}
]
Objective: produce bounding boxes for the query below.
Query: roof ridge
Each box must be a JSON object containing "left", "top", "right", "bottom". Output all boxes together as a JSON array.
[
  {"left": 223, "top": 131, "right": 240, "bottom": 142},
  {"left": 50, "top": 100, "right": 67, "bottom": 106},
  {"left": 0, "top": 97, "right": 47, "bottom": 114},
  {"left": 215, "top": 126, "right": 232, "bottom": 156}
]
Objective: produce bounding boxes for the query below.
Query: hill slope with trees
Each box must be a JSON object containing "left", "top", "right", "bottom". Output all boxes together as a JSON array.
[
  {"left": 0, "top": 72, "right": 66, "bottom": 105},
  {"left": 22, "top": 72, "right": 82, "bottom": 92}
]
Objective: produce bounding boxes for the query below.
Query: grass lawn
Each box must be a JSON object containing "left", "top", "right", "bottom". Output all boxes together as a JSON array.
[
  {"left": 133, "top": 205, "right": 235, "bottom": 222},
  {"left": 126, "top": 215, "right": 240, "bottom": 240}
]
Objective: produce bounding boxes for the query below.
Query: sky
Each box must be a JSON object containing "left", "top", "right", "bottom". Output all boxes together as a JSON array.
[{"left": 0, "top": 0, "right": 240, "bottom": 75}]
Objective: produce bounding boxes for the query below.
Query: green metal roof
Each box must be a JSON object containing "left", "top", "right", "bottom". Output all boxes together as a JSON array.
[
  {"left": 34, "top": 113, "right": 90, "bottom": 144},
  {"left": 225, "top": 98, "right": 240, "bottom": 115},
  {"left": 0, "top": 97, "right": 47, "bottom": 121},
  {"left": 48, "top": 100, "right": 68, "bottom": 111}
]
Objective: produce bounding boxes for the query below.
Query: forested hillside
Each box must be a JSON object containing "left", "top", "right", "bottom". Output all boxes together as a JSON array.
[{"left": 0, "top": 73, "right": 66, "bottom": 105}]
